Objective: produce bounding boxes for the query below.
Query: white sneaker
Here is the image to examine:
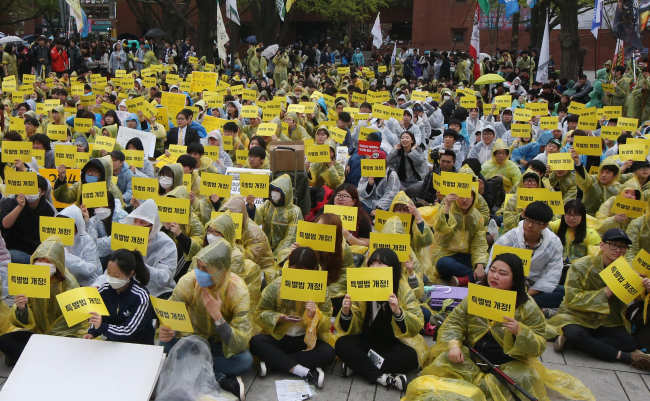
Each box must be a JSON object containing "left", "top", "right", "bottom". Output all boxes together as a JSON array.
[
  {"left": 259, "top": 361, "right": 267, "bottom": 377},
  {"left": 341, "top": 362, "right": 353, "bottom": 377}
]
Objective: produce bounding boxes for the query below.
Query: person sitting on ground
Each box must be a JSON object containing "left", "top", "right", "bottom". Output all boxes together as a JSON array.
[
  {"left": 57, "top": 204, "right": 102, "bottom": 287},
  {"left": 570, "top": 144, "right": 622, "bottom": 216},
  {"left": 595, "top": 179, "right": 643, "bottom": 235}
]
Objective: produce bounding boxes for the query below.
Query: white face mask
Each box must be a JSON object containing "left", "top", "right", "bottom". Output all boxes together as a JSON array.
[
  {"left": 159, "top": 176, "right": 174, "bottom": 189},
  {"left": 270, "top": 191, "right": 282, "bottom": 203},
  {"left": 206, "top": 233, "right": 219, "bottom": 244},
  {"left": 35, "top": 262, "right": 57, "bottom": 276},
  {"left": 94, "top": 207, "right": 111, "bottom": 220},
  {"left": 25, "top": 194, "right": 40, "bottom": 203},
  {"left": 443, "top": 95, "right": 450, "bottom": 101},
  {"left": 105, "top": 274, "right": 130, "bottom": 289}
]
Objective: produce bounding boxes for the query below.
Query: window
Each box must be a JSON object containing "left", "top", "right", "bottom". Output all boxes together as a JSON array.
[
  {"left": 82, "top": 0, "right": 115, "bottom": 18},
  {"left": 453, "top": 32, "right": 464, "bottom": 42}
]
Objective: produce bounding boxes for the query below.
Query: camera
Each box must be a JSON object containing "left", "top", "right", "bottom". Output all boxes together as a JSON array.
[{"left": 429, "top": 148, "right": 440, "bottom": 167}]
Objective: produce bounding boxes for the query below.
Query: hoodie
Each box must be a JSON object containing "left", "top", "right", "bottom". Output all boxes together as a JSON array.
[
  {"left": 58, "top": 205, "right": 102, "bottom": 286},
  {"left": 480, "top": 139, "right": 523, "bottom": 191},
  {"left": 575, "top": 158, "right": 623, "bottom": 216},
  {"left": 53, "top": 156, "right": 125, "bottom": 207}
]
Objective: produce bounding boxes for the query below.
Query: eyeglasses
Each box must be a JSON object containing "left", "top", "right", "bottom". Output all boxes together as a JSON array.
[
  {"left": 335, "top": 193, "right": 351, "bottom": 201},
  {"left": 523, "top": 178, "right": 538, "bottom": 185},
  {"left": 604, "top": 242, "right": 629, "bottom": 252},
  {"left": 523, "top": 218, "right": 545, "bottom": 228},
  {"left": 565, "top": 213, "right": 581, "bottom": 219}
]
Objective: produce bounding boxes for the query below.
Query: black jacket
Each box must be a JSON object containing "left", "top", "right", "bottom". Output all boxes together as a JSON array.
[
  {"left": 166, "top": 126, "right": 200, "bottom": 149},
  {"left": 88, "top": 279, "right": 155, "bottom": 345},
  {"left": 439, "top": 58, "right": 451, "bottom": 80},
  {"left": 0, "top": 197, "right": 56, "bottom": 254}
]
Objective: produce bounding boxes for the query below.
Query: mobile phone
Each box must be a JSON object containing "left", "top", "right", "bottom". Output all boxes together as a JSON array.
[
  {"left": 286, "top": 315, "right": 301, "bottom": 322},
  {"left": 368, "top": 349, "right": 384, "bottom": 369}
]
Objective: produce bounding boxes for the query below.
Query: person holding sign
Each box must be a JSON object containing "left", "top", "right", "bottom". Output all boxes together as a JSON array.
[
  {"left": 90, "top": 124, "right": 123, "bottom": 159},
  {"left": 335, "top": 248, "right": 427, "bottom": 391},
  {"left": 57, "top": 205, "right": 102, "bottom": 287},
  {"left": 54, "top": 156, "right": 125, "bottom": 208},
  {"left": 85, "top": 249, "right": 155, "bottom": 345},
  {"left": 187, "top": 142, "right": 220, "bottom": 176},
  {"left": 159, "top": 239, "right": 253, "bottom": 400},
  {"left": 549, "top": 200, "right": 601, "bottom": 268},
  {"left": 250, "top": 247, "right": 335, "bottom": 387},
  {"left": 389, "top": 192, "right": 434, "bottom": 274},
  {"left": 306, "top": 142, "right": 345, "bottom": 190},
  {"left": 416, "top": 253, "right": 594, "bottom": 401},
  {"left": 125, "top": 137, "right": 155, "bottom": 178},
  {"left": 84, "top": 191, "right": 128, "bottom": 267},
  {"left": 570, "top": 149, "right": 622, "bottom": 216},
  {"left": 1, "top": 174, "right": 55, "bottom": 264},
  {"left": 480, "top": 139, "right": 523, "bottom": 201},
  {"left": 206, "top": 130, "right": 234, "bottom": 174},
  {"left": 284, "top": 112, "right": 311, "bottom": 142},
  {"left": 387, "top": 131, "right": 429, "bottom": 192},
  {"left": 620, "top": 160, "right": 650, "bottom": 193},
  {"left": 29, "top": 133, "right": 56, "bottom": 168},
  {"left": 491, "top": 201, "right": 565, "bottom": 311},
  {"left": 549, "top": 229, "right": 650, "bottom": 370},
  {"left": 110, "top": 150, "right": 134, "bottom": 204},
  {"left": 0, "top": 236, "right": 87, "bottom": 364},
  {"left": 595, "top": 180, "right": 644, "bottom": 235},
  {"left": 503, "top": 169, "right": 551, "bottom": 232}
]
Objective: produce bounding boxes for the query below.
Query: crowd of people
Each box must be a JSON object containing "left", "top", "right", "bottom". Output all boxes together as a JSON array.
[{"left": 0, "top": 34, "right": 647, "bottom": 400}]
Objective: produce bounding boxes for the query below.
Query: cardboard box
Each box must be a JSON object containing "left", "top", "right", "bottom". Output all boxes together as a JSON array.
[{"left": 269, "top": 141, "right": 305, "bottom": 172}]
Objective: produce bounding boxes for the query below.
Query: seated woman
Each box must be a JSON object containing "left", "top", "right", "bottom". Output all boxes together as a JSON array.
[
  {"left": 328, "top": 184, "right": 372, "bottom": 248},
  {"left": 335, "top": 248, "right": 427, "bottom": 391},
  {"left": 206, "top": 129, "right": 235, "bottom": 174},
  {"left": 85, "top": 249, "right": 155, "bottom": 345},
  {"left": 412, "top": 253, "right": 595, "bottom": 401},
  {"left": 250, "top": 247, "right": 335, "bottom": 388},
  {"left": 57, "top": 204, "right": 102, "bottom": 287},
  {"left": 84, "top": 191, "right": 129, "bottom": 268},
  {"left": 595, "top": 180, "right": 643, "bottom": 235},
  {"left": 0, "top": 236, "right": 87, "bottom": 365},
  {"left": 389, "top": 191, "right": 434, "bottom": 277},
  {"left": 239, "top": 135, "right": 269, "bottom": 169},
  {"left": 387, "top": 131, "right": 429, "bottom": 193},
  {"left": 125, "top": 137, "right": 155, "bottom": 178},
  {"left": 306, "top": 142, "right": 345, "bottom": 191}
]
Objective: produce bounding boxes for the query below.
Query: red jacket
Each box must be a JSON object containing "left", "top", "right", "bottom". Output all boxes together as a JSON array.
[{"left": 50, "top": 47, "right": 68, "bottom": 72}]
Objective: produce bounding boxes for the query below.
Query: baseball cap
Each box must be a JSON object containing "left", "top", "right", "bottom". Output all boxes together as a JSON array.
[
  {"left": 413, "top": 104, "right": 423, "bottom": 112},
  {"left": 602, "top": 228, "right": 632, "bottom": 245}
]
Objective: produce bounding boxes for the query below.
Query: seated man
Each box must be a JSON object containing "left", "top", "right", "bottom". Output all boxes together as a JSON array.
[
  {"left": 489, "top": 201, "right": 564, "bottom": 314},
  {"left": 570, "top": 144, "right": 622, "bottom": 216},
  {"left": 429, "top": 129, "right": 465, "bottom": 171},
  {"left": 549, "top": 228, "right": 650, "bottom": 371},
  {"left": 187, "top": 142, "right": 219, "bottom": 176},
  {"left": 419, "top": 149, "right": 457, "bottom": 205},
  {"left": 110, "top": 150, "right": 134, "bottom": 204},
  {"left": 244, "top": 146, "right": 268, "bottom": 169}
]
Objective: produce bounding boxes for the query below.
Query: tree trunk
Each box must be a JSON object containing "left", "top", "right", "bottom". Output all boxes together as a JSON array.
[
  {"left": 330, "top": 21, "right": 342, "bottom": 51},
  {"left": 250, "top": 0, "right": 281, "bottom": 45},
  {"left": 556, "top": 0, "right": 583, "bottom": 80},
  {"left": 195, "top": 0, "right": 216, "bottom": 60},
  {"left": 510, "top": 12, "right": 520, "bottom": 51},
  {"left": 528, "top": 5, "right": 538, "bottom": 51}
]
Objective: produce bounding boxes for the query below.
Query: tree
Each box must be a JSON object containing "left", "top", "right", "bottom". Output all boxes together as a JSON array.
[
  {"left": 0, "top": 0, "right": 44, "bottom": 31},
  {"left": 37, "top": 0, "right": 63, "bottom": 37}
]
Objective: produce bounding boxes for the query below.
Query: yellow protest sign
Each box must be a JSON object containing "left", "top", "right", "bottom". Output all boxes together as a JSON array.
[
  {"left": 287, "top": 104, "right": 306, "bottom": 114},
  {"left": 368, "top": 232, "right": 410, "bottom": 262},
  {"left": 210, "top": 211, "right": 243, "bottom": 239},
  {"left": 280, "top": 267, "right": 327, "bottom": 302},
  {"left": 618, "top": 117, "right": 639, "bottom": 130},
  {"left": 603, "top": 106, "right": 622, "bottom": 118},
  {"left": 240, "top": 105, "right": 258, "bottom": 118},
  {"left": 372, "top": 104, "right": 403, "bottom": 120},
  {"left": 75, "top": 152, "right": 89, "bottom": 169},
  {"left": 513, "top": 108, "right": 532, "bottom": 122},
  {"left": 204, "top": 146, "right": 221, "bottom": 162},
  {"left": 323, "top": 205, "right": 358, "bottom": 231},
  {"left": 93, "top": 136, "right": 116, "bottom": 153},
  {"left": 568, "top": 102, "right": 586, "bottom": 115},
  {"left": 155, "top": 106, "right": 170, "bottom": 131},
  {"left": 132, "top": 177, "right": 159, "bottom": 200},
  {"left": 296, "top": 221, "right": 337, "bottom": 253},
  {"left": 619, "top": 144, "right": 647, "bottom": 161},
  {"left": 168, "top": 144, "right": 187, "bottom": 157},
  {"left": 2, "top": 141, "right": 32, "bottom": 162},
  {"left": 71, "top": 84, "right": 84, "bottom": 96},
  {"left": 306, "top": 144, "right": 330, "bottom": 163},
  {"left": 5, "top": 170, "right": 38, "bottom": 196},
  {"left": 602, "top": 83, "right": 616, "bottom": 93},
  {"left": 223, "top": 135, "right": 234, "bottom": 151},
  {"left": 547, "top": 153, "right": 574, "bottom": 171},
  {"left": 467, "top": 283, "right": 516, "bottom": 320},
  {"left": 411, "top": 90, "right": 428, "bottom": 102},
  {"left": 578, "top": 115, "right": 599, "bottom": 131},
  {"left": 182, "top": 174, "right": 191, "bottom": 192},
  {"left": 358, "top": 126, "right": 375, "bottom": 142},
  {"left": 74, "top": 118, "right": 93, "bottom": 132},
  {"left": 516, "top": 188, "right": 563, "bottom": 214},
  {"left": 540, "top": 116, "right": 559, "bottom": 131},
  {"left": 32, "top": 149, "right": 44, "bottom": 166},
  {"left": 56, "top": 287, "right": 110, "bottom": 327},
  {"left": 510, "top": 123, "right": 531, "bottom": 138},
  {"left": 492, "top": 245, "right": 532, "bottom": 275},
  {"left": 150, "top": 296, "right": 194, "bottom": 332},
  {"left": 156, "top": 196, "right": 190, "bottom": 224},
  {"left": 610, "top": 195, "right": 647, "bottom": 219},
  {"left": 631, "top": 249, "right": 650, "bottom": 276},
  {"left": 123, "top": 150, "right": 144, "bottom": 168},
  {"left": 458, "top": 96, "right": 475, "bottom": 109},
  {"left": 351, "top": 92, "right": 366, "bottom": 104},
  {"left": 39, "top": 216, "right": 75, "bottom": 246},
  {"left": 432, "top": 173, "right": 442, "bottom": 191},
  {"left": 600, "top": 126, "right": 623, "bottom": 141},
  {"left": 440, "top": 171, "right": 473, "bottom": 198},
  {"left": 80, "top": 94, "right": 95, "bottom": 106},
  {"left": 111, "top": 223, "right": 149, "bottom": 255},
  {"left": 573, "top": 136, "right": 602, "bottom": 156},
  {"left": 80, "top": 181, "right": 108, "bottom": 208},
  {"left": 191, "top": 71, "right": 217, "bottom": 92},
  {"left": 256, "top": 123, "right": 276, "bottom": 137},
  {"left": 600, "top": 257, "right": 645, "bottom": 304},
  {"left": 361, "top": 159, "right": 386, "bottom": 177},
  {"left": 7, "top": 263, "right": 50, "bottom": 298},
  {"left": 580, "top": 107, "right": 597, "bottom": 118},
  {"left": 161, "top": 92, "right": 188, "bottom": 120},
  {"left": 239, "top": 173, "right": 269, "bottom": 198},
  {"left": 328, "top": 127, "right": 347, "bottom": 144},
  {"left": 374, "top": 210, "right": 412, "bottom": 233},
  {"left": 235, "top": 149, "right": 248, "bottom": 165},
  {"left": 494, "top": 95, "right": 511, "bottom": 108},
  {"left": 525, "top": 102, "right": 549, "bottom": 115},
  {"left": 347, "top": 267, "right": 393, "bottom": 301},
  {"left": 200, "top": 172, "right": 232, "bottom": 198},
  {"left": 1, "top": 77, "right": 16, "bottom": 92},
  {"left": 47, "top": 124, "right": 68, "bottom": 141},
  {"left": 337, "top": 66, "right": 350, "bottom": 75}
]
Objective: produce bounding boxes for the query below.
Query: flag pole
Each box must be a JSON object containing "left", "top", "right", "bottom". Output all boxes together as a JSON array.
[{"left": 451, "top": 0, "right": 477, "bottom": 55}]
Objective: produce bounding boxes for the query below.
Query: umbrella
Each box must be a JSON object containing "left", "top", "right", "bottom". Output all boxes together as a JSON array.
[
  {"left": 479, "top": 52, "right": 491, "bottom": 62},
  {"left": 245, "top": 35, "right": 257, "bottom": 44},
  {"left": 261, "top": 44, "right": 279, "bottom": 59},
  {"left": 475, "top": 74, "right": 505, "bottom": 85},
  {"left": 0, "top": 36, "right": 23, "bottom": 45},
  {"left": 118, "top": 32, "right": 139, "bottom": 41},
  {"left": 145, "top": 29, "right": 165, "bottom": 37}
]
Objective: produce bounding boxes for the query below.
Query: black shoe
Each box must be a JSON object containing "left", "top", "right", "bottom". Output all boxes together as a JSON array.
[
  {"left": 4, "top": 355, "right": 15, "bottom": 367},
  {"left": 219, "top": 375, "right": 245, "bottom": 400},
  {"left": 305, "top": 367, "right": 324, "bottom": 388},
  {"left": 385, "top": 374, "right": 407, "bottom": 391}
]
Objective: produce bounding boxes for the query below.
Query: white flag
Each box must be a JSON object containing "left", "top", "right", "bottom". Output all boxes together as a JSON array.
[
  {"left": 591, "top": 0, "right": 604, "bottom": 38},
  {"left": 536, "top": 13, "right": 550, "bottom": 83},
  {"left": 276, "top": 0, "right": 285, "bottom": 21},
  {"left": 469, "top": 5, "right": 480, "bottom": 80},
  {"left": 216, "top": 1, "right": 229, "bottom": 62},
  {"left": 226, "top": 0, "right": 240, "bottom": 26},
  {"left": 371, "top": 12, "right": 383, "bottom": 49}
]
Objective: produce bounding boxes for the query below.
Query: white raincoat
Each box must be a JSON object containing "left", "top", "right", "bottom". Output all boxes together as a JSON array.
[
  {"left": 206, "top": 130, "right": 234, "bottom": 174},
  {"left": 58, "top": 205, "right": 102, "bottom": 287}
]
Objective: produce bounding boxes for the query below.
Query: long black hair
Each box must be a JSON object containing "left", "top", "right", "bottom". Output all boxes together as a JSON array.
[
  {"left": 288, "top": 247, "right": 319, "bottom": 270},
  {"left": 367, "top": 248, "right": 402, "bottom": 296},
  {"left": 486, "top": 253, "right": 528, "bottom": 308},
  {"left": 556, "top": 200, "right": 587, "bottom": 247},
  {"left": 109, "top": 249, "right": 150, "bottom": 286}
]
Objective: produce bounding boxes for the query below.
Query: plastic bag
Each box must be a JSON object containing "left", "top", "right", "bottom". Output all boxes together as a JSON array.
[{"left": 487, "top": 218, "right": 499, "bottom": 243}]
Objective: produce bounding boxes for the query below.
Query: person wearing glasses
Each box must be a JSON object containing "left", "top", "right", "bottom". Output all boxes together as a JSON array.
[
  {"left": 502, "top": 169, "right": 553, "bottom": 232},
  {"left": 549, "top": 228, "right": 650, "bottom": 371},
  {"left": 595, "top": 180, "right": 644, "bottom": 235},
  {"left": 488, "top": 201, "right": 564, "bottom": 314},
  {"left": 570, "top": 145, "right": 622, "bottom": 216}
]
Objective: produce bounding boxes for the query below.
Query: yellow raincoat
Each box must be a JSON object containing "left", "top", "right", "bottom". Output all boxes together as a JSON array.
[
  {"left": 548, "top": 171, "right": 577, "bottom": 204},
  {"left": 625, "top": 194, "right": 650, "bottom": 263},
  {"left": 430, "top": 184, "right": 488, "bottom": 283},
  {"left": 53, "top": 155, "right": 125, "bottom": 207},
  {"left": 380, "top": 216, "right": 425, "bottom": 299},
  {"left": 0, "top": 278, "right": 10, "bottom": 336},
  {"left": 503, "top": 170, "right": 556, "bottom": 232},
  {"left": 168, "top": 238, "right": 252, "bottom": 358},
  {"left": 196, "top": 156, "right": 219, "bottom": 176},
  {"left": 254, "top": 174, "right": 303, "bottom": 258},
  {"left": 594, "top": 178, "right": 643, "bottom": 235},
  {"left": 205, "top": 212, "right": 261, "bottom": 318},
  {"left": 308, "top": 142, "right": 345, "bottom": 189},
  {"left": 334, "top": 280, "right": 429, "bottom": 367},
  {"left": 164, "top": 178, "right": 204, "bottom": 262},
  {"left": 9, "top": 236, "right": 88, "bottom": 337},
  {"left": 192, "top": 194, "right": 229, "bottom": 226},
  {"left": 419, "top": 295, "right": 594, "bottom": 401},
  {"left": 480, "top": 139, "right": 522, "bottom": 192},
  {"left": 548, "top": 220, "right": 601, "bottom": 262},
  {"left": 285, "top": 112, "right": 312, "bottom": 142},
  {"left": 90, "top": 124, "right": 124, "bottom": 158},
  {"left": 575, "top": 158, "right": 622, "bottom": 216},
  {"left": 389, "top": 192, "right": 434, "bottom": 277},
  {"left": 255, "top": 276, "right": 333, "bottom": 344}
]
